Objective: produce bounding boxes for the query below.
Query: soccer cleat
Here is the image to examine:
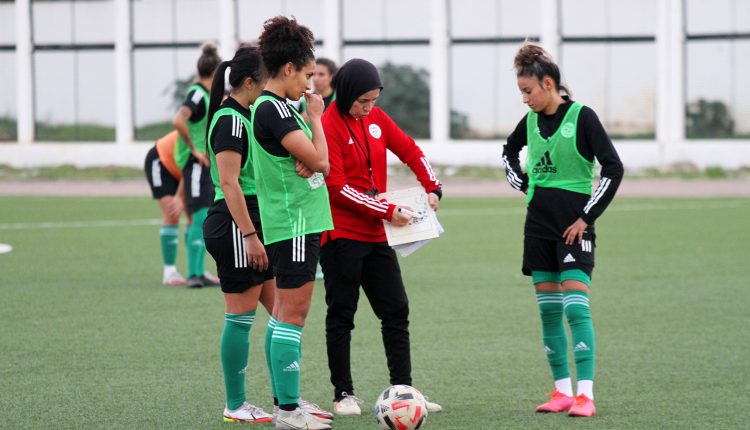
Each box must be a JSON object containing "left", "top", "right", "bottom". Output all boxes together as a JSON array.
[
  {"left": 275, "top": 408, "right": 332, "bottom": 430},
  {"left": 299, "top": 398, "right": 334, "bottom": 420},
  {"left": 223, "top": 402, "right": 274, "bottom": 423},
  {"left": 424, "top": 398, "right": 443, "bottom": 413},
  {"left": 333, "top": 393, "right": 363, "bottom": 416},
  {"left": 568, "top": 394, "right": 596, "bottom": 417},
  {"left": 186, "top": 276, "right": 203, "bottom": 289},
  {"left": 200, "top": 272, "right": 221, "bottom": 287},
  {"left": 535, "top": 390, "right": 575, "bottom": 413},
  {"left": 162, "top": 271, "right": 186, "bottom": 286},
  {"left": 203, "top": 271, "right": 221, "bottom": 284}
]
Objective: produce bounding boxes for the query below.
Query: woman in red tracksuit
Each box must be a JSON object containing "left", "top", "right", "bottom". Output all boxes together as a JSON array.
[{"left": 319, "top": 58, "right": 443, "bottom": 416}]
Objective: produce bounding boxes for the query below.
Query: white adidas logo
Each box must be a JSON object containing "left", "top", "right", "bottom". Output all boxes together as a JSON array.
[
  {"left": 563, "top": 253, "right": 576, "bottom": 263},
  {"left": 283, "top": 361, "right": 300, "bottom": 372},
  {"left": 544, "top": 346, "right": 555, "bottom": 355},
  {"left": 574, "top": 342, "right": 590, "bottom": 352}
]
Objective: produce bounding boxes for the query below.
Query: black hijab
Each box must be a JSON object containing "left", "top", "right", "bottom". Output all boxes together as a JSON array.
[{"left": 332, "top": 58, "right": 383, "bottom": 116}]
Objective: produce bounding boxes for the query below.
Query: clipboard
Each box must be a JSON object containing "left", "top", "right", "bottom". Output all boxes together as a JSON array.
[{"left": 379, "top": 187, "right": 443, "bottom": 255}]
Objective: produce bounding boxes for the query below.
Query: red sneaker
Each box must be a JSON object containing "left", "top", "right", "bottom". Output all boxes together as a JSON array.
[
  {"left": 568, "top": 394, "right": 596, "bottom": 417},
  {"left": 535, "top": 390, "right": 574, "bottom": 413}
]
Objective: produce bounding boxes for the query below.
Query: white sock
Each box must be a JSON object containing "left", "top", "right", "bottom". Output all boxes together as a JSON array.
[
  {"left": 163, "top": 265, "right": 177, "bottom": 277},
  {"left": 577, "top": 380, "right": 594, "bottom": 399},
  {"left": 554, "top": 378, "right": 573, "bottom": 397}
]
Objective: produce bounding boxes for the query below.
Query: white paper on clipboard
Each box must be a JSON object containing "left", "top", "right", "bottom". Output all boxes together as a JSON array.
[{"left": 379, "top": 187, "right": 443, "bottom": 254}]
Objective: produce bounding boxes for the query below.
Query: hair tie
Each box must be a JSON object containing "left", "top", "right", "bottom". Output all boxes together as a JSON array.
[{"left": 224, "top": 66, "right": 232, "bottom": 93}]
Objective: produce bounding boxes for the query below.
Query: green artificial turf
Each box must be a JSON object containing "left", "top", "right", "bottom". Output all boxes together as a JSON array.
[{"left": 0, "top": 196, "right": 747, "bottom": 429}]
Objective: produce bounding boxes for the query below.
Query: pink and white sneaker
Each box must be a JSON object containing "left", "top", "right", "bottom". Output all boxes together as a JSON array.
[
  {"left": 223, "top": 402, "right": 274, "bottom": 423},
  {"left": 299, "top": 398, "right": 334, "bottom": 420},
  {"left": 162, "top": 271, "right": 186, "bottom": 286},
  {"left": 568, "top": 394, "right": 596, "bottom": 417},
  {"left": 535, "top": 390, "right": 574, "bottom": 413}
]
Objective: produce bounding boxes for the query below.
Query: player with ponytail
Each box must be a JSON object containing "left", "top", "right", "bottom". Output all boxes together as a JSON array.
[
  {"left": 502, "top": 43, "right": 624, "bottom": 417},
  {"left": 172, "top": 42, "right": 222, "bottom": 288}
]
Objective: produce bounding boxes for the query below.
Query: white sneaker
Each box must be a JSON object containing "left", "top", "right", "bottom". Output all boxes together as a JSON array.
[
  {"left": 275, "top": 408, "right": 331, "bottom": 430},
  {"left": 425, "top": 398, "right": 443, "bottom": 413},
  {"left": 223, "top": 402, "right": 274, "bottom": 423},
  {"left": 162, "top": 270, "right": 186, "bottom": 286},
  {"left": 299, "top": 398, "right": 334, "bottom": 420},
  {"left": 333, "top": 393, "right": 363, "bottom": 416},
  {"left": 273, "top": 401, "right": 333, "bottom": 423}
]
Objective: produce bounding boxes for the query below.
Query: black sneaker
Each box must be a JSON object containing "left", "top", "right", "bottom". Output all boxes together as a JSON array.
[
  {"left": 198, "top": 275, "right": 220, "bottom": 287},
  {"left": 186, "top": 276, "right": 203, "bottom": 288}
]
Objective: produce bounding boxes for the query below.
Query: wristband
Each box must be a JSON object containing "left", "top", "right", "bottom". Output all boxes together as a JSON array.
[
  {"left": 242, "top": 231, "right": 256, "bottom": 238},
  {"left": 429, "top": 188, "right": 443, "bottom": 200}
]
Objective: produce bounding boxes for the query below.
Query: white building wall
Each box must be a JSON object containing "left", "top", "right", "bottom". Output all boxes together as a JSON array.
[{"left": 3, "top": 0, "right": 750, "bottom": 170}]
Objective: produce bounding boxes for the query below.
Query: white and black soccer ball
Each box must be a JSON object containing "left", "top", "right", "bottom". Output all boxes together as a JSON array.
[{"left": 374, "top": 384, "right": 428, "bottom": 430}]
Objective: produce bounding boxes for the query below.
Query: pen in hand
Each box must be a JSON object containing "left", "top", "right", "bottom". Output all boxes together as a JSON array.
[{"left": 398, "top": 207, "right": 421, "bottom": 218}]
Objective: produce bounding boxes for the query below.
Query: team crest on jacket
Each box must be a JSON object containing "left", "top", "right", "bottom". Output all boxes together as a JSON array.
[
  {"left": 369, "top": 124, "right": 382, "bottom": 139},
  {"left": 561, "top": 122, "right": 575, "bottom": 138}
]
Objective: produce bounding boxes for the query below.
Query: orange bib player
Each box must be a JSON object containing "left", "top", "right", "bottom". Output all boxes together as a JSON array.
[
  {"left": 144, "top": 130, "right": 187, "bottom": 286},
  {"left": 155, "top": 131, "right": 182, "bottom": 182}
]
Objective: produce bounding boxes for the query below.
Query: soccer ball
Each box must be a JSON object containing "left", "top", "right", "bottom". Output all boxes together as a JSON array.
[{"left": 374, "top": 385, "right": 428, "bottom": 430}]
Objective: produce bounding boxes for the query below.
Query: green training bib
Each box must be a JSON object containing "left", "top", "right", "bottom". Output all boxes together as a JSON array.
[
  {"left": 525, "top": 102, "right": 594, "bottom": 202},
  {"left": 250, "top": 95, "right": 333, "bottom": 245}
]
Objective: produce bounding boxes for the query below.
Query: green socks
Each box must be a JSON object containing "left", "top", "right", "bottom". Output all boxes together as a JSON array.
[
  {"left": 222, "top": 311, "right": 255, "bottom": 410},
  {"left": 536, "top": 292, "right": 570, "bottom": 381},
  {"left": 187, "top": 207, "right": 208, "bottom": 277},
  {"left": 564, "top": 290, "right": 595, "bottom": 381},
  {"left": 270, "top": 322, "right": 302, "bottom": 408},
  {"left": 265, "top": 317, "right": 278, "bottom": 401},
  {"left": 159, "top": 225, "right": 179, "bottom": 266}
]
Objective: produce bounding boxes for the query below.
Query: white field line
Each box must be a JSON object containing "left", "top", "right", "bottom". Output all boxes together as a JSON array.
[
  {"left": 0, "top": 219, "right": 162, "bottom": 230},
  {"left": 0, "top": 200, "right": 746, "bottom": 230},
  {"left": 438, "top": 200, "right": 748, "bottom": 217}
]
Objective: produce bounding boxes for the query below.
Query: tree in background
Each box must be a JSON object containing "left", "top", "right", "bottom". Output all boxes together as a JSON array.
[
  {"left": 377, "top": 62, "right": 431, "bottom": 138},
  {"left": 686, "top": 99, "right": 735, "bottom": 138},
  {"left": 376, "top": 62, "right": 474, "bottom": 139},
  {"left": 169, "top": 76, "right": 195, "bottom": 111}
]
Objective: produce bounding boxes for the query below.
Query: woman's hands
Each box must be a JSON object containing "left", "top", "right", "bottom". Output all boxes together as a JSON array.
[
  {"left": 304, "top": 93, "right": 324, "bottom": 121},
  {"left": 428, "top": 192, "right": 439, "bottom": 211},
  {"left": 390, "top": 206, "right": 414, "bottom": 227},
  {"left": 192, "top": 150, "right": 210, "bottom": 167},
  {"left": 563, "top": 217, "right": 588, "bottom": 245},
  {"left": 244, "top": 234, "right": 268, "bottom": 271},
  {"left": 296, "top": 159, "right": 314, "bottom": 178}
]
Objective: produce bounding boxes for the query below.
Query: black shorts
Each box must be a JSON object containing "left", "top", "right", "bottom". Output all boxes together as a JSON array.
[
  {"left": 522, "top": 227, "right": 596, "bottom": 277},
  {"left": 183, "top": 157, "right": 214, "bottom": 214},
  {"left": 144, "top": 146, "right": 179, "bottom": 199},
  {"left": 204, "top": 197, "right": 273, "bottom": 294},
  {"left": 267, "top": 233, "right": 321, "bottom": 289}
]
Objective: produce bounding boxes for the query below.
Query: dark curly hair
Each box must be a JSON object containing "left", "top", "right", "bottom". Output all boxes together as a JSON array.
[
  {"left": 514, "top": 42, "right": 570, "bottom": 96},
  {"left": 258, "top": 16, "right": 315, "bottom": 78}
]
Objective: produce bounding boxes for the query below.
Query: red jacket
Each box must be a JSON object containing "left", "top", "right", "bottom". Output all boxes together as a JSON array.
[{"left": 321, "top": 101, "right": 441, "bottom": 243}]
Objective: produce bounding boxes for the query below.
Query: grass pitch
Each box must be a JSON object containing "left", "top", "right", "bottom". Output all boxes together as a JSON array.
[{"left": 1, "top": 195, "right": 748, "bottom": 429}]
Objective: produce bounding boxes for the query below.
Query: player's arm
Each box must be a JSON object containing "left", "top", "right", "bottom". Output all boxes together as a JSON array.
[
  {"left": 502, "top": 116, "right": 529, "bottom": 193},
  {"left": 281, "top": 93, "right": 329, "bottom": 175},
  {"left": 173, "top": 92, "right": 209, "bottom": 166},
  {"left": 379, "top": 111, "right": 442, "bottom": 211},
  {"left": 213, "top": 119, "right": 267, "bottom": 270},
  {"left": 323, "top": 116, "right": 399, "bottom": 222},
  {"left": 577, "top": 107, "right": 624, "bottom": 225}
]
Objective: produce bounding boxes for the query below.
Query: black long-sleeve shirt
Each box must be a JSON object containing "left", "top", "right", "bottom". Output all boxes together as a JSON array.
[{"left": 502, "top": 98, "right": 623, "bottom": 236}]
